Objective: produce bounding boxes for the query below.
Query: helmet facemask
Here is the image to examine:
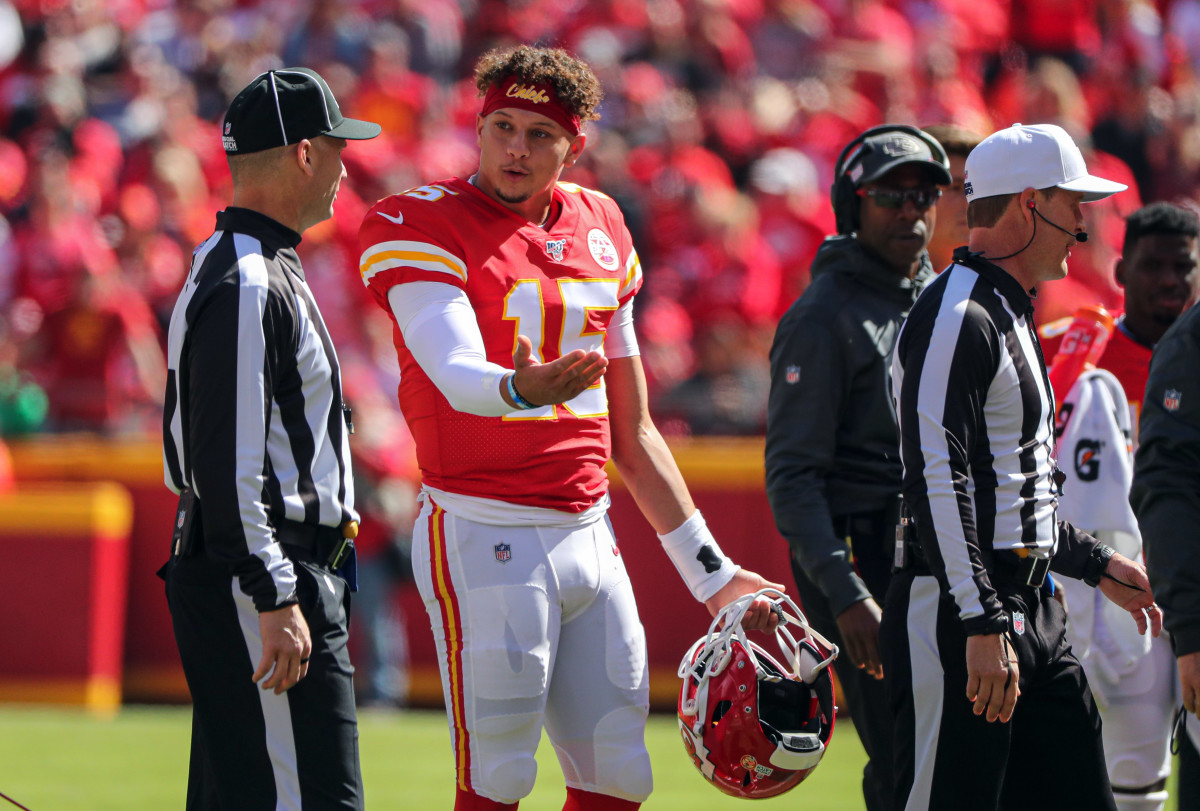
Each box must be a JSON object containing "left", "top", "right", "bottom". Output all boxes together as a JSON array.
[{"left": 677, "top": 588, "right": 838, "bottom": 799}]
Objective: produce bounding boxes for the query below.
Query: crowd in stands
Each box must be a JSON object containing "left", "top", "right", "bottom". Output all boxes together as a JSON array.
[{"left": 3, "top": 0, "right": 1200, "bottom": 446}]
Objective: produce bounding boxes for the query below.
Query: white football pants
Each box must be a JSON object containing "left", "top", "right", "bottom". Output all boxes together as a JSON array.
[{"left": 412, "top": 495, "right": 653, "bottom": 804}]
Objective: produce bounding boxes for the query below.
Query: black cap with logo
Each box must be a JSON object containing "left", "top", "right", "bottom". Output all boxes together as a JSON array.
[
  {"left": 849, "top": 130, "right": 951, "bottom": 188},
  {"left": 222, "top": 68, "right": 381, "bottom": 155}
]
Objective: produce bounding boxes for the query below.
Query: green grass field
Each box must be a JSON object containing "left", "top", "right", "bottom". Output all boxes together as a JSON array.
[
  {"left": 0, "top": 704, "right": 868, "bottom": 809},
  {"left": 0, "top": 704, "right": 1183, "bottom": 809}
]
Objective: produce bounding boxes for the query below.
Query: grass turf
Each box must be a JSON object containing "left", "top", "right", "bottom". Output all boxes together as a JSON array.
[
  {"left": 0, "top": 704, "right": 866, "bottom": 809},
  {"left": 0, "top": 704, "right": 1181, "bottom": 809}
]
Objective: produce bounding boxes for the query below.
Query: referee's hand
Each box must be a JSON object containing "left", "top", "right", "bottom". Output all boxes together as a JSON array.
[
  {"left": 254, "top": 604, "right": 312, "bottom": 694},
  {"left": 965, "top": 633, "right": 1020, "bottom": 723}
]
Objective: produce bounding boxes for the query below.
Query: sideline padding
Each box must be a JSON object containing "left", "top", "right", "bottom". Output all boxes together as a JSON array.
[
  {"left": 6, "top": 436, "right": 795, "bottom": 709},
  {"left": 0, "top": 482, "right": 133, "bottom": 714}
]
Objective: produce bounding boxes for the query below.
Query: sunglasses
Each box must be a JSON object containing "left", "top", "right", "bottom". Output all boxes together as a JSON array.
[{"left": 857, "top": 187, "right": 942, "bottom": 209}]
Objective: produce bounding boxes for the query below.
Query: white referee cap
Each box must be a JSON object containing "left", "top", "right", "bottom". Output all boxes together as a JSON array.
[{"left": 964, "top": 123, "right": 1127, "bottom": 203}]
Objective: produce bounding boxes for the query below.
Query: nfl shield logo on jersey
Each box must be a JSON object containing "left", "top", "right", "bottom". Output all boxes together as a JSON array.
[
  {"left": 1012, "top": 611, "right": 1026, "bottom": 635},
  {"left": 494, "top": 542, "right": 512, "bottom": 564},
  {"left": 1165, "top": 389, "right": 1183, "bottom": 411},
  {"left": 785, "top": 365, "right": 801, "bottom": 385}
]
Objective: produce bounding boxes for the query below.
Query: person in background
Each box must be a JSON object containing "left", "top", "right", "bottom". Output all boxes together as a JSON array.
[
  {"left": 766, "top": 123, "right": 951, "bottom": 811},
  {"left": 922, "top": 124, "right": 985, "bottom": 271},
  {"left": 1128, "top": 210, "right": 1200, "bottom": 810},
  {"left": 1046, "top": 202, "right": 1200, "bottom": 811},
  {"left": 655, "top": 311, "right": 770, "bottom": 437}
]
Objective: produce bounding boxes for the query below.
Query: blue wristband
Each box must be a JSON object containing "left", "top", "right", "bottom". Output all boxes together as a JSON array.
[{"left": 506, "top": 373, "right": 538, "bottom": 410}]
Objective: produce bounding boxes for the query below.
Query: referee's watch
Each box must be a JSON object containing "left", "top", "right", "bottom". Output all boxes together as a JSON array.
[{"left": 1082, "top": 543, "right": 1115, "bottom": 588}]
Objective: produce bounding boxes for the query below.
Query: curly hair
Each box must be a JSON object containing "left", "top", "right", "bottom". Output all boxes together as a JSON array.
[{"left": 474, "top": 45, "right": 603, "bottom": 124}]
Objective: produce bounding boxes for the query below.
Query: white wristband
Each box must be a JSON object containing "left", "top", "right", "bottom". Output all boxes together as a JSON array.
[{"left": 658, "top": 510, "right": 739, "bottom": 603}]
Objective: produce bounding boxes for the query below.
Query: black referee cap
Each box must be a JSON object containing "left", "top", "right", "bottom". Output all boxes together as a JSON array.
[{"left": 222, "top": 68, "right": 381, "bottom": 155}]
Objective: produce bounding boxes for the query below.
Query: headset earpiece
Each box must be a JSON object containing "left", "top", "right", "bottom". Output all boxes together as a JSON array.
[{"left": 1027, "top": 199, "right": 1036, "bottom": 209}]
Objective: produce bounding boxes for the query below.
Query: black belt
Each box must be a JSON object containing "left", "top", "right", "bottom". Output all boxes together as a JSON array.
[
  {"left": 276, "top": 519, "right": 354, "bottom": 571},
  {"left": 835, "top": 496, "right": 903, "bottom": 557},
  {"left": 990, "top": 549, "right": 1050, "bottom": 589},
  {"left": 900, "top": 539, "right": 1049, "bottom": 589}
]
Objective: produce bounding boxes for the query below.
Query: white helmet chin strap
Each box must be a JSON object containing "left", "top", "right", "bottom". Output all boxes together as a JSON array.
[{"left": 678, "top": 588, "right": 839, "bottom": 721}]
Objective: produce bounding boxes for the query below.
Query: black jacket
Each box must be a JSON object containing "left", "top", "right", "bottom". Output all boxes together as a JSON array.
[
  {"left": 765, "top": 235, "right": 934, "bottom": 615},
  {"left": 1132, "top": 302, "right": 1200, "bottom": 657}
]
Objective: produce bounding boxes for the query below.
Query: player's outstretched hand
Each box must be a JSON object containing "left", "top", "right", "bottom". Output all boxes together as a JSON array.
[
  {"left": 254, "top": 604, "right": 312, "bottom": 694},
  {"left": 507, "top": 334, "right": 608, "bottom": 407},
  {"left": 705, "top": 570, "right": 789, "bottom": 633},
  {"left": 1098, "top": 552, "right": 1163, "bottom": 637}
]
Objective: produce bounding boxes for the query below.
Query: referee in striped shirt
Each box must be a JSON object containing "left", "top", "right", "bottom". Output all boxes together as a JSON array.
[
  {"left": 161, "top": 69, "right": 378, "bottom": 810},
  {"left": 882, "top": 124, "right": 1162, "bottom": 811}
]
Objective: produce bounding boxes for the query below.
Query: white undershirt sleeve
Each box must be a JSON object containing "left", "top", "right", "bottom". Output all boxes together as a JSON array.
[
  {"left": 604, "top": 297, "right": 639, "bottom": 359},
  {"left": 387, "top": 282, "right": 513, "bottom": 416}
]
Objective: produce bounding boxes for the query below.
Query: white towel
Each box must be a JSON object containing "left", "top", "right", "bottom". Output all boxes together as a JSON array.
[{"left": 1055, "top": 368, "right": 1151, "bottom": 683}]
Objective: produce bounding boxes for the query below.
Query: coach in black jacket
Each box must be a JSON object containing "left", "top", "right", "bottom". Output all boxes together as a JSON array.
[
  {"left": 765, "top": 124, "right": 949, "bottom": 811},
  {"left": 1132, "top": 299, "right": 1200, "bottom": 737},
  {"left": 161, "top": 69, "right": 378, "bottom": 810},
  {"left": 885, "top": 123, "right": 1159, "bottom": 811}
]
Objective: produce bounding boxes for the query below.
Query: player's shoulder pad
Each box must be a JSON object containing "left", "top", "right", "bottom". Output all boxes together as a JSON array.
[
  {"left": 362, "top": 181, "right": 467, "bottom": 236},
  {"left": 359, "top": 181, "right": 468, "bottom": 290},
  {"left": 556, "top": 180, "right": 612, "bottom": 202},
  {"left": 556, "top": 180, "right": 623, "bottom": 217}
]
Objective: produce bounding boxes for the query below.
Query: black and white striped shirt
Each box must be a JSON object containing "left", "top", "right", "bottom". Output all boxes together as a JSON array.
[
  {"left": 163, "top": 207, "right": 356, "bottom": 611},
  {"left": 892, "top": 248, "right": 1094, "bottom": 634}
]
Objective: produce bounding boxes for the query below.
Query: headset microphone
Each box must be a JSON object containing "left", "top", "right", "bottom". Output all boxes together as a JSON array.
[
  {"left": 982, "top": 201, "right": 1088, "bottom": 261},
  {"left": 1032, "top": 206, "right": 1088, "bottom": 242}
]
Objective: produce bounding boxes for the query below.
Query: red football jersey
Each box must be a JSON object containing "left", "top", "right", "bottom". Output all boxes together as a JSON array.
[
  {"left": 1040, "top": 314, "right": 1153, "bottom": 441},
  {"left": 358, "top": 178, "right": 643, "bottom": 512}
]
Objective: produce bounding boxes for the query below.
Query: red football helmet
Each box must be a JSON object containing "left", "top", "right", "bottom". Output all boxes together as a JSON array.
[{"left": 677, "top": 588, "right": 838, "bottom": 799}]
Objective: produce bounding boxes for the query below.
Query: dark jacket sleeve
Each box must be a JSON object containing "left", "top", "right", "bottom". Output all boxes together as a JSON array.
[
  {"left": 1049, "top": 521, "right": 1101, "bottom": 580},
  {"left": 1131, "top": 314, "right": 1200, "bottom": 656},
  {"left": 765, "top": 310, "right": 872, "bottom": 616}
]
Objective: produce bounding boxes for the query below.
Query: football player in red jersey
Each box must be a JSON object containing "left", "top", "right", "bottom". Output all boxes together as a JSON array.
[
  {"left": 1043, "top": 202, "right": 1200, "bottom": 811},
  {"left": 358, "top": 45, "right": 784, "bottom": 811},
  {"left": 1041, "top": 203, "right": 1200, "bottom": 444}
]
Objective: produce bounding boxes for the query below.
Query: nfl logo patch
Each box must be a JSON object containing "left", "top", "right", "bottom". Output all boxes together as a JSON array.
[
  {"left": 545, "top": 238, "right": 567, "bottom": 262},
  {"left": 786, "top": 365, "right": 801, "bottom": 385},
  {"left": 1165, "top": 389, "right": 1182, "bottom": 411},
  {"left": 494, "top": 542, "right": 512, "bottom": 564},
  {"left": 1012, "top": 611, "right": 1026, "bottom": 635}
]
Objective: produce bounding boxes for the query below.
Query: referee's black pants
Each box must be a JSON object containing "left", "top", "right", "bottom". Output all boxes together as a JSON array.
[
  {"left": 164, "top": 552, "right": 363, "bottom": 810},
  {"left": 790, "top": 513, "right": 896, "bottom": 811},
  {"left": 882, "top": 568, "right": 1115, "bottom": 811}
]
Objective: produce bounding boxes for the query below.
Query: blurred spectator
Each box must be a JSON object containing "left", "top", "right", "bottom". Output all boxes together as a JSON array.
[
  {"left": 655, "top": 312, "right": 770, "bottom": 437},
  {"left": 22, "top": 267, "right": 164, "bottom": 433},
  {"left": 2, "top": 0, "right": 1200, "bottom": 442},
  {"left": 340, "top": 361, "right": 420, "bottom": 708},
  {"left": 0, "top": 316, "right": 46, "bottom": 437},
  {"left": 922, "top": 123, "right": 985, "bottom": 270},
  {"left": 747, "top": 146, "right": 834, "bottom": 310}
]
